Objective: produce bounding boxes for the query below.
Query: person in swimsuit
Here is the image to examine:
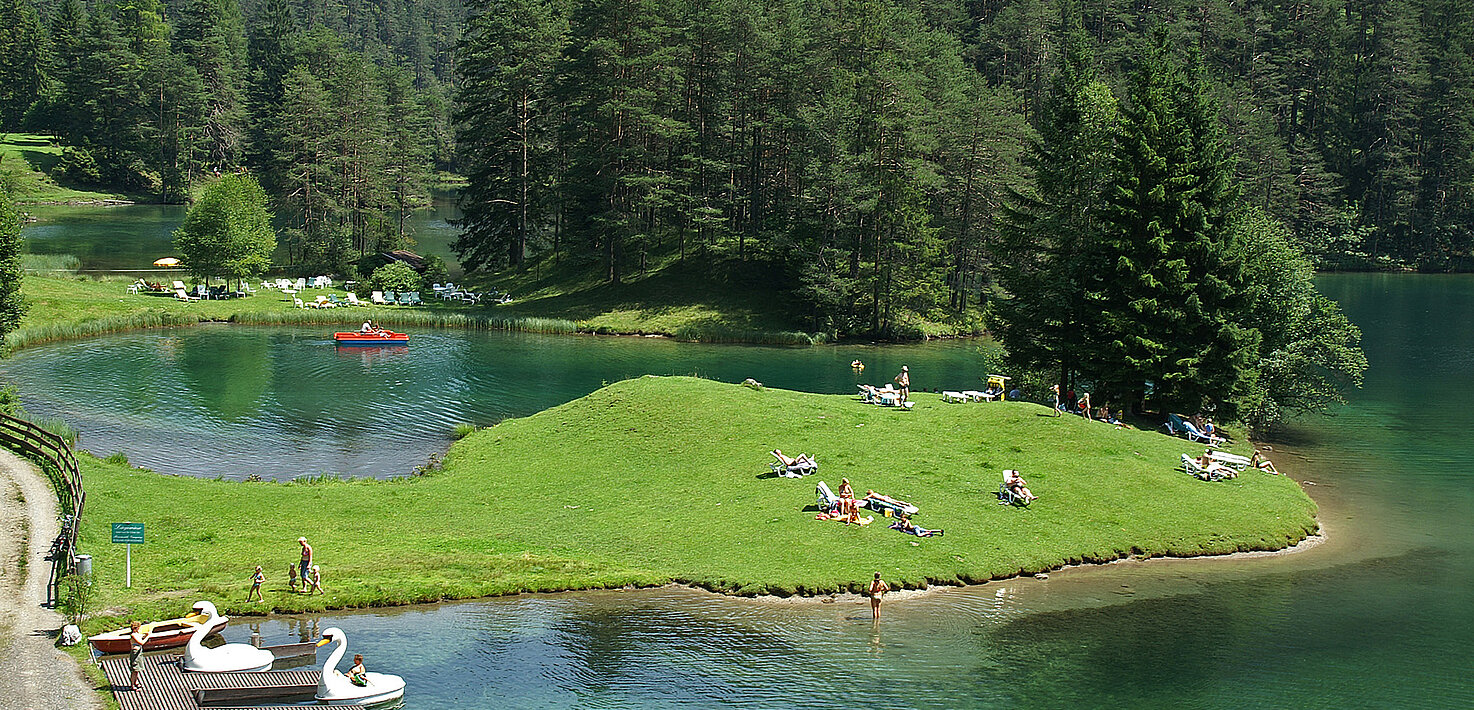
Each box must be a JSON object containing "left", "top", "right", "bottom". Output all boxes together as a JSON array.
[
  {"left": 247, "top": 565, "right": 265, "bottom": 602},
  {"left": 347, "top": 653, "right": 368, "bottom": 686},
  {"left": 128, "top": 620, "right": 150, "bottom": 690},
  {"left": 894, "top": 366, "right": 910, "bottom": 402},
  {"left": 771, "top": 450, "right": 814, "bottom": 470},
  {"left": 869, "top": 573, "right": 890, "bottom": 622},
  {"left": 298, "top": 537, "right": 313, "bottom": 592},
  {"left": 308, "top": 565, "right": 324, "bottom": 595},
  {"left": 1250, "top": 450, "right": 1280, "bottom": 474},
  {"left": 1004, "top": 469, "right": 1036, "bottom": 502},
  {"left": 837, "top": 478, "right": 858, "bottom": 521},
  {"left": 287, "top": 563, "right": 298, "bottom": 592}
]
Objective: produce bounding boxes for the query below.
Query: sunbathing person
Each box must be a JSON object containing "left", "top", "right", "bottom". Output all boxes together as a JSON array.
[
  {"left": 772, "top": 449, "right": 815, "bottom": 469},
  {"left": 1003, "top": 469, "right": 1037, "bottom": 502},
  {"left": 1196, "top": 453, "right": 1237, "bottom": 479},
  {"left": 1250, "top": 450, "right": 1280, "bottom": 474},
  {"left": 891, "top": 514, "right": 943, "bottom": 537}
]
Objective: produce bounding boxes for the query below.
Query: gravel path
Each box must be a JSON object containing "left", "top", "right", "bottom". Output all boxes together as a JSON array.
[{"left": 0, "top": 448, "right": 104, "bottom": 709}]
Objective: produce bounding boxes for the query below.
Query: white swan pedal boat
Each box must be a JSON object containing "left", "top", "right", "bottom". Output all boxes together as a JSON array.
[
  {"left": 182, "top": 601, "right": 274, "bottom": 673},
  {"left": 316, "top": 627, "right": 406, "bottom": 706}
]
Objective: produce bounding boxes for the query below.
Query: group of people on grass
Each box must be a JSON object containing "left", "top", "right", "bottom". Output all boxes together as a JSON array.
[{"left": 245, "top": 536, "right": 324, "bottom": 602}]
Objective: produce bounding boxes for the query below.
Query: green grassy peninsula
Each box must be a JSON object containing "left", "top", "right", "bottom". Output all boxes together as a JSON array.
[{"left": 74, "top": 377, "right": 1316, "bottom": 623}]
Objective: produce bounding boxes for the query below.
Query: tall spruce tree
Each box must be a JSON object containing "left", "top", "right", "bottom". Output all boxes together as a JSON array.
[
  {"left": 454, "top": 0, "right": 568, "bottom": 270},
  {"left": 995, "top": 20, "right": 1118, "bottom": 393},
  {"left": 0, "top": 0, "right": 48, "bottom": 130},
  {"left": 1085, "top": 35, "right": 1259, "bottom": 414}
]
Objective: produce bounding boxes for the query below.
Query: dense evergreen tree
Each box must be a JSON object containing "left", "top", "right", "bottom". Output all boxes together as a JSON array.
[
  {"left": 994, "top": 21, "right": 1116, "bottom": 394},
  {"left": 454, "top": 0, "right": 568, "bottom": 270},
  {"left": 0, "top": 184, "right": 25, "bottom": 337},
  {"left": 0, "top": 0, "right": 48, "bottom": 130},
  {"left": 1086, "top": 38, "right": 1259, "bottom": 414}
]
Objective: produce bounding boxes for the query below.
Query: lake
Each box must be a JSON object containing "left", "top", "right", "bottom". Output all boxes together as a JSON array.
[
  {"left": 139, "top": 273, "right": 1472, "bottom": 708},
  {"left": 0, "top": 330, "right": 997, "bottom": 479}
]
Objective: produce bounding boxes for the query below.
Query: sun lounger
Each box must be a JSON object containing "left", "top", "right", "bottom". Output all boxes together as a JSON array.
[
  {"left": 1181, "top": 453, "right": 1235, "bottom": 481},
  {"left": 1206, "top": 450, "right": 1251, "bottom": 469},
  {"left": 371, "top": 291, "right": 389, "bottom": 305},
  {"left": 384, "top": 291, "right": 398, "bottom": 305},
  {"left": 173, "top": 288, "right": 199, "bottom": 302},
  {"left": 293, "top": 297, "right": 306, "bottom": 309},
  {"left": 1181, "top": 420, "right": 1225, "bottom": 447},
  {"left": 406, "top": 292, "right": 422, "bottom": 306},
  {"left": 962, "top": 390, "right": 989, "bottom": 402},
  {"left": 996, "top": 482, "right": 1030, "bottom": 506},
  {"left": 862, "top": 492, "right": 918, "bottom": 517},
  {"left": 771, "top": 451, "right": 816, "bottom": 477},
  {"left": 346, "top": 293, "right": 366, "bottom": 306},
  {"left": 941, "top": 391, "right": 966, "bottom": 403},
  {"left": 397, "top": 292, "right": 414, "bottom": 306},
  {"left": 816, "top": 481, "right": 840, "bottom": 512}
]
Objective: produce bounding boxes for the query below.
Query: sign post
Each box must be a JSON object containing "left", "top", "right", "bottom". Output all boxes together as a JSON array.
[{"left": 111, "top": 523, "right": 145, "bottom": 588}]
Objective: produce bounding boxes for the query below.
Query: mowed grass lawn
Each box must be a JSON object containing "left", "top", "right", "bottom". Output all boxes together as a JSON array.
[{"left": 76, "top": 377, "right": 1317, "bottom": 624}]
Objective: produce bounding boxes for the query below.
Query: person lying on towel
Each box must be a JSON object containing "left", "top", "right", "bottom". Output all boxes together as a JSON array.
[{"left": 891, "top": 514, "right": 942, "bottom": 537}]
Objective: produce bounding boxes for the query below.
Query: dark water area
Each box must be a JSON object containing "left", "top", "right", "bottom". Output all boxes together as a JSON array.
[
  {"left": 20, "top": 194, "right": 465, "bottom": 274},
  {"left": 205, "top": 273, "right": 1472, "bottom": 708},
  {"left": 0, "top": 330, "right": 996, "bottom": 479}
]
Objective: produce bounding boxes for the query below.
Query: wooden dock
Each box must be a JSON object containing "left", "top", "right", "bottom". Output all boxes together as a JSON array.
[{"left": 98, "top": 652, "right": 320, "bottom": 710}]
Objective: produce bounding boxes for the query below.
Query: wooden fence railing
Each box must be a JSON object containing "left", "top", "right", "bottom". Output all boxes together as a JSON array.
[{"left": 0, "top": 412, "right": 84, "bottom": 606}]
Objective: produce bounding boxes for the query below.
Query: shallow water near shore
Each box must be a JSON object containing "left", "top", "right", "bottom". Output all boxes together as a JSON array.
[{"left": 183, "top": 273, "right": 1472, "bottom": 707}]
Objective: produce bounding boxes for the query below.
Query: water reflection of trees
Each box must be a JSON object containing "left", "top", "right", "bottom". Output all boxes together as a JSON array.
[{"left": 178, "top": 328, "right": 271, "bottom": 421}]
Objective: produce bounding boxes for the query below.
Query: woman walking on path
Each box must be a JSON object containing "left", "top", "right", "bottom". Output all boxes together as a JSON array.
[{"left": 868, "top": 573, "right": 890, "bottom": 622}]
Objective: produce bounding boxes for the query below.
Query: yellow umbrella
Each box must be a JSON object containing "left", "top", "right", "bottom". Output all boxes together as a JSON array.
[{"left": 153, "top": 257, "right": 181, "bottom": 267}]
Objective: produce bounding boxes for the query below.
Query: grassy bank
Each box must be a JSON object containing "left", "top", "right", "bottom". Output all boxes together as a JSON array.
[
  {"left": 7, "top": 275, "right": 580, "bottom": 352},
  {"left": 0, "top": 133, "right": 137, "bottom": 204},
  {"left": 475, "top": 250, "right": 980, "bottom": 341},
  {"left": 70, "top": 377, "right": 1316, "bottom": 630}
]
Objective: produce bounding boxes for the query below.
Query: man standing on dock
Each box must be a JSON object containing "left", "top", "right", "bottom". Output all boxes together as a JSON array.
[{"left": 298, "top": 537, "right": 313, "bottom": 593}]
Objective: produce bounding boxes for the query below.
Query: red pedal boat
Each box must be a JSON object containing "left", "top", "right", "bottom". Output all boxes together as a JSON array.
[
  {"left": 89, "top": 609, "right": 228, "bottom": 655},
  {"left": 334, "top": 330, "right": 409, "bottom": 345}
]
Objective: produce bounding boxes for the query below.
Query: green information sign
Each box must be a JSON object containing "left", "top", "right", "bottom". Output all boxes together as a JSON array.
[{"left": 111, "top": 522, "right": 144, "bottom": 544}]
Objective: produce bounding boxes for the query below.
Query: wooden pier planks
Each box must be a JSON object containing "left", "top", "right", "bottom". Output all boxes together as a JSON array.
[{"left": 98, "top": 652, "right": 320, "bottom": 710}]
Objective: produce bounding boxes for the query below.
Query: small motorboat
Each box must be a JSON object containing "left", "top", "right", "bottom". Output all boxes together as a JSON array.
[
  {"left": 182, "top": 601, "right": 273, "bottom": 673},
  {"left": 89, "top": 607, "right": 229, "bottom": 655},
  {"left": 334, "top": 330, "right": 409, "bottom": 345},
  {"left": 315, "top": 628, "right": 406, "bottom": 706}
]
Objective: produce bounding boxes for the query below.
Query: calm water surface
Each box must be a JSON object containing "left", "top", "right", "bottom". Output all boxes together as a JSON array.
[
  {"left": 200, "top": 274, "right": 1471, "bottom": 708},
  {"left": 0, "top": 331, "right": 995, "bottom": 479},
  {"left": 21, "top": 195, "right": 465, "bottom": 274}
]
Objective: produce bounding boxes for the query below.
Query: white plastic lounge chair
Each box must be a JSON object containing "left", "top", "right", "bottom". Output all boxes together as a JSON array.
[
  {"left": 174, "top": 288, "right": 199, "bottom": 302},
  {"left": 346, "top": 293, "right": 366, "bottom": 306},
  {"left": 941, "top": 391, "right": 966, "bottom": 403},
  {"left": 1207, "top": 450, "right": 1251, "bottom": 470},
  {"left": 770, "top": 451, "right": 816, "bottom": 477},
  {"left": 1181, "top": 454, "right": 1234, "bottom": 481},
  {"left": 1182, "top": 420, "right": 1225, "bottom": 446},
  {"left": 293, "top": 297, "right": 306, "bottom": 309},
  {"left": 962, "top": 390, "right": 988, "bottom": 402},
  {"left": 816, "top": 481, "right": 840, "bottom": 511},
  {"left": 295, "top": 278, "right": 306, "bottom": 290},
  {"left": 371, "top": 291, "right": 389, "bottom": 305}
]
